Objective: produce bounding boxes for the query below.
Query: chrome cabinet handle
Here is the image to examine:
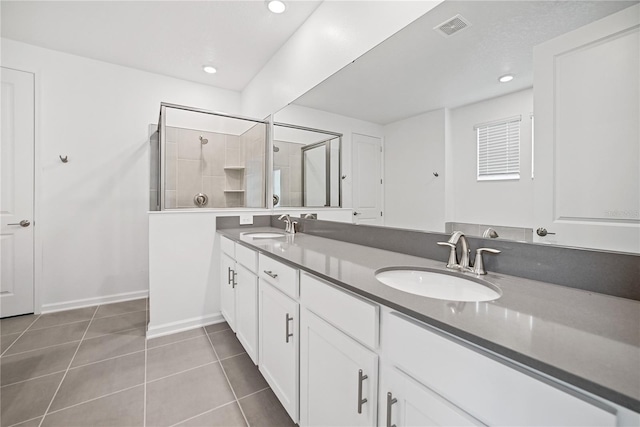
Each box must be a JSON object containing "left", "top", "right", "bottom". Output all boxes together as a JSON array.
[
  {"left": 386, "top": 392, "right": 398, "bottom": 427},
  {"left": 285, "top": 313, "right": 293, "bottom": 343},
  {"left": 227, "top": 267, "right": 233, "bottom": 285},
  {"left": 357, "top": 369, "right": 368, "bottom": 414},
  {"left": 232, "top": 271, "right": 237, "bottom": 288},
  {"left": 263, "top": 270, "right": 278, "bottom": 279},
  {"left": 353, "top": 211, "right": 362, "bottom": 216},
  {"left": 8, "top": 220, "right": 30, "bottom": 227}
]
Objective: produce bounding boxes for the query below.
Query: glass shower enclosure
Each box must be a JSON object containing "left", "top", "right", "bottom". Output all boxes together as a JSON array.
[{"left": 151, "top": 103, "right": 268, "bottom": 210}]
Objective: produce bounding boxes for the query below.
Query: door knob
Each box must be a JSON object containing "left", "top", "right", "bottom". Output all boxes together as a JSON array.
[
  {"left": 8, "top": 220, "right": 30, "bottom": 227},
  {"left": 536, "top": 227, "right": 556, "bottom": 237}
]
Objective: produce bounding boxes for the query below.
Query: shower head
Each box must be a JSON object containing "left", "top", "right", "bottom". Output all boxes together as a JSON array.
[
  {"left": 273, "top": 145, "right": 280, "bottom": 152},
  {"left": 199, "top": 135, "right": 208, "bottom": 145}
]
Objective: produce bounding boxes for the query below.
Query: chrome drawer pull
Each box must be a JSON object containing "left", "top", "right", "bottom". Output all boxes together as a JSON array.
[
  {"left": 227, "top": 267, "right": 233, "bottom": 285},
  {"left": 264, "top": 270, "right": 278, "bottom": 279},
  {"left": 386, "top": 392, "right": 398, "bottom": 427},
  {"left": 357, "top": 369, "right": 368, "bottom": 414},
  {"left": 285, "top": 313, "right": 294, "bottom": 343}
]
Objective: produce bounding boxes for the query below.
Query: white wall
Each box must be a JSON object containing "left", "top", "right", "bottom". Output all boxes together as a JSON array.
[
  {"left": 275, "top": 104, "right": 383, "bottom": 208},
  {"left": 2, "top": 38, "right": 242, "bottom": 312},
  {"left": 241, "top": 1, "right": 443, "bottom": 119},
  {"left": 383, "top": 109, "right": 446, "bottom": 231},
  {"left": 450, "top": 89, "right": 533, "bottom": 228}
]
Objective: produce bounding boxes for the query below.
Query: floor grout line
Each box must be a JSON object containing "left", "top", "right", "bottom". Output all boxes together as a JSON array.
[
  {"left": 146, "top": 332, "right": 211, "bottom": 350},
  {"left": 146, "top": 360, "right": 218, "bottom": 385},
  {"left": 204, "top": 328, "right": 251, "bottom": 427},
  {"left": 82, "top": 324, "right": 148, "bottom": 342},
  {"left": 237, "top": 386, "right": 271, "bottom": 401},
  {"left": 168, "top": 399, "right": 238, "bottom": 427},
  {"left": 68, "top": 348, "right": 146, "bottom": 371},
  {"left": 217, "top": 351, "right": 248, "bottom": 362},
  {"left": 1, "top": 314, "right": 42, "bottom": 357},
  {"left": 37, "top": 305, "right": 99, "bottom": 427},
  {"left": 43, "top": 383, "right": 144, "bottom": 417},
  {"left": 0, "top": 369, "right": 67, "bottom": 389},
  {"left": 2, "top": 339, "right": 83, "bottom": 358},
  {"left": 92, "top": 308, "right": 148, "bottom": 322},
  {"left": 7, "top": 414, "right": 43, "bottom": 427}
]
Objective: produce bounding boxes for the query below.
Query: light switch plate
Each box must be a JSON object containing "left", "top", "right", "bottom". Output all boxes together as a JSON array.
[{"left": 240, "top": 214, "right": 253, "bottom": 225}]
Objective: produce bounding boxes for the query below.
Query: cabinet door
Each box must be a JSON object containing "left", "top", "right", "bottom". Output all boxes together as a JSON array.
[
  {"left": 379, "top": 366, "right": 483, "bottom": 427},
  {"left": 300, "top": 309, "right": 378, "bottom": 427},
  {"left": 258, "top": 281, "right": 299, "bottom": 422},
  {"left": 235, "top": 264, "right": 258, "bottom": 364},
  {"left": 220, "top": 254, "right": 236, "bottom": 331}
]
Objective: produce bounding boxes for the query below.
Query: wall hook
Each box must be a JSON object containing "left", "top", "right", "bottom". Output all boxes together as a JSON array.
[
  {"left": 59, "top": 155, "right": 68, "bottom": 163},
  {"left": 341, "top": 175, "right": 347, "bottom": 180},
  {"left": 433, "top": 172, "right": 439, "bottom": 177}
]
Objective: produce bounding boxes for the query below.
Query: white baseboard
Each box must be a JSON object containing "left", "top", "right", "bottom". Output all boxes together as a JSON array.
[
  {"left": 40, "top": 290, "right": 149, "bottom": 314},
  {"left": 146, "top": 312, "right": 224, "bottom": 339}
]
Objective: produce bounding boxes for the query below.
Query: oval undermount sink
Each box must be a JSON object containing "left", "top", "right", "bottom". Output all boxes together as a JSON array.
[
  {"left": 375, "top": 268, "right": 501, "bottom": 302},
  {"left": 241, "top": 232, "right": 286, "bottom": 239}
]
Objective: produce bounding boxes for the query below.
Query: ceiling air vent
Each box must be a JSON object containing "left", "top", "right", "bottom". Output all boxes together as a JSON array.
[{"left": 434, "top": 14, "right": 471, "bottom": 37}]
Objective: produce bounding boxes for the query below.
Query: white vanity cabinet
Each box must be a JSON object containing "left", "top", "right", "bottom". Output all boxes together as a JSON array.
[
  {"left": 258, "top": 254, "right": 299, "bottom": 422},
  {"left": 299, "top": 272, "right": 379, "bottom": 427},
  {"left": 379, "top": 365, "right": 482, "bottom": 427},
  {"left": 219, "top": 236, "right": 259, "bottom": 363},
  {"left": 380, "top": 310, "right": 617, "bottom": 427}
]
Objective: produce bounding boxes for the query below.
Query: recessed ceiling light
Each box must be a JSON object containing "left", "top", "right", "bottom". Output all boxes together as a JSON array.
[
  {"left": 499, "top": 74, "right": 514, "bottom": 83},
  {"left": 267, "top": 0, "right": 286, "bottom": 14},
  {"left": 203, "top": 65, "right": 217, "bottom": 74}
]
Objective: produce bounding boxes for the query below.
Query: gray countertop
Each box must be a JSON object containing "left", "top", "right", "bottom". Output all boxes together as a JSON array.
[{"left": 218, "top": 227, "right": 640, "bottom": 412}]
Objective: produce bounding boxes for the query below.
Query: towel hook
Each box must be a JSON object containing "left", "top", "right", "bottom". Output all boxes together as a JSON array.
[
  {"left": 59, "top": 155, "right": 68, "bottom": 163},
  {"left": 433, "top": 172, "right": 439, "bottom": 177}
]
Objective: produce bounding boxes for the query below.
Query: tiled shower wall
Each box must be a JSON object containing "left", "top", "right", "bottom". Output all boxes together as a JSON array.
[
  {"left": 165, "top": 126, "right": 242, "bottom": 208},
  {"left": 273, "top": 140, "right": 303, "bottom": 207}
]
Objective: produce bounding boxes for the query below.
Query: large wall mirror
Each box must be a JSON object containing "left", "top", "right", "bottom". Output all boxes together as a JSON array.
[{"left": 274, "top": 0, "right": 639, "bottom": 254}]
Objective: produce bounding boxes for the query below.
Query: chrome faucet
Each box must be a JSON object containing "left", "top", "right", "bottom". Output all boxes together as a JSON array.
[
  {"left": 482, "top": 227, "right": 499, "bottom": 239},
  {"left": 278, "top": 214, "right": 297, "bottom": 234},
  {"left": 438, "top": 231, "right": 500, "bottom": 274},
  {"left": 437, "top": 231, "right": 471, "bottom": 271}
]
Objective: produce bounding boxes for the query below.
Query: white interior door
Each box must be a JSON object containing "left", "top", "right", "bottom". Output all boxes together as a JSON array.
[
  {"left": 1, "top": 67, "right": 35, "bottom": 318},
  {"left": 353, "top": 133, "right": 383, "bottom": 225},
  {"left": 532, "top": 5, "right": 639, "bottom": 253}
]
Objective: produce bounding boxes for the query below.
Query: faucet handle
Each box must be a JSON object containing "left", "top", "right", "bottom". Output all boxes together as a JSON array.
[
  {"left": 437, "top": 241, "right": 458, "bottom": 269},
  {"left": 473, "top": 248, "right": 501, "bottom": 275}
]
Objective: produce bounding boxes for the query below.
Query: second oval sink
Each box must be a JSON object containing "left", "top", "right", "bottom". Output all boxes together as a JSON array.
[
  {"left": 241, "top": 232, "right": 286, "bottom": 239},
  {"left": 375, "top": 268, "right": 501, "bottom": 302}
]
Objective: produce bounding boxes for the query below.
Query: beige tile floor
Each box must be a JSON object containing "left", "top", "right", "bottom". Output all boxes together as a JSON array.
[{"left": 0, "top": 299, "right": 295, "bottom": 427}]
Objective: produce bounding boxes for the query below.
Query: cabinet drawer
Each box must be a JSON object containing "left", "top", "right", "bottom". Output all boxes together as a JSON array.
[
  {"left": 220, "top": 236, "right": 235, "bottom": 257},
  {"left": 236, "top": 244, "right": 257, "bottom": 273},
  {"left": 259, "top": 254, "right": 299, "bottom": 298},
  {"left": 300, "top": 272, "right": 378, "bottom": 350},
  {"left": 383, "top": 312, "right": 616, "bottom": 427}
]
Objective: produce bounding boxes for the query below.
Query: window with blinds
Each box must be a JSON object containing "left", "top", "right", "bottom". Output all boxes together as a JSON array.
[{"left": 476, "top": 116, "right": 521, "bottom": 181}]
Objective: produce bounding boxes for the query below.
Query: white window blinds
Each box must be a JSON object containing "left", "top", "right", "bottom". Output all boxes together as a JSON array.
[{"left": 476, "top": 116, "right": 521, "bottom": 181}]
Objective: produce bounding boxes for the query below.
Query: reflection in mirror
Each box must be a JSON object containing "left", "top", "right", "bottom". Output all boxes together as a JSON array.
[
  {"left": 273, "top": 1, "right": 639, "bottom": 253},
  {"left": 273, "top": 123, "right": 341, "bottom": 208}
]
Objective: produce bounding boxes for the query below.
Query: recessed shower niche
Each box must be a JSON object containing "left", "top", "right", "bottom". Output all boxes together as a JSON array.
[{"left": 151, "top": 104, "right": 267, "bottom": 210}]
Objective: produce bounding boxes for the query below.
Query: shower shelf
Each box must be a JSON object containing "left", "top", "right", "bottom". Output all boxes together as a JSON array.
[
  {"left": 224, "top": 190, "right": 245, "bottom": 193},
  {"left": 224, "top": 166, "right": 245, "bottom": 170}
]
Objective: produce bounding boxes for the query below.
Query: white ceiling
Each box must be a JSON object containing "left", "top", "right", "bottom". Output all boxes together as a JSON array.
[
  {"left": 293, "top": 1, "right": 637, "bottom": 124},
  {"left": 1, "top": 1, "right": 322, "bottom": 91}
]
